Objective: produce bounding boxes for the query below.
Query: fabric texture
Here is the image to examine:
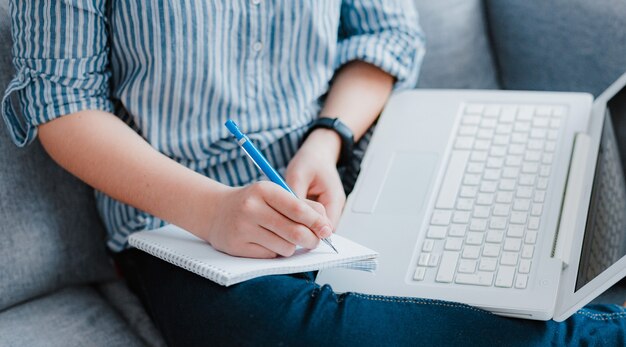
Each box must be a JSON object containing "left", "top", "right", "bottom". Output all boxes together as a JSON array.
[
  {"left": 0, "top": 286, "right": 144, "bottom": 347},
  {"left": 117, "top": 248, "right": 626, "bottom": 347},
  {"left": 414, "top": 0, "right": 499, "bottom": 89},
  {"left": 2, "top": 0, "right": 112, "bottom": 147},
  {"left": 1, "top": 0, "right": 425, "bottom": 252},
  {"left": 0, "top": 0, "right": 115, "bottom": 312},
  {"left": 0, "top": 1, "right": 13, "bottom": 92},
  {"left": 485, "top": 0, "right": 626, "bottom": 96},
  {"left": 97, "top": 279, "right": 167, "bottom": 347},
  {"left": 0, "top": 118, "right": 116, "bottom": 312},
  {"left": 0, "top": 0, "right": 624, "bottom": 346}
]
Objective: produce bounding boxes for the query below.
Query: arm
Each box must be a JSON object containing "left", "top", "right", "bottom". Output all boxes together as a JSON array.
[
  {"left": 286, "top": 61, "right": 394, "bottom": 224},
  {"left": 5, "top": 0, "right": 331, "bottom": 259},
  {"left": 38, "top": 111, "right": 226, "bottom": 240},
  {"left": 313, "top": 60, "right": 395, "bottom": 150},
  {"left": 285, "top": 0, "right": 425, "bottom": 226},
  {"left": 39, "top": 111, "right": 333, "bottom": 258}
]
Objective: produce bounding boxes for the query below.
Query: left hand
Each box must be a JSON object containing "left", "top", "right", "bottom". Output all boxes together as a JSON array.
[{"left": 285, "top": 129, "right": 347, "bottom": 228}]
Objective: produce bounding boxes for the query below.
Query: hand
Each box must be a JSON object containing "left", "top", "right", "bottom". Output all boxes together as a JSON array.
[
  {"left": 197, "top": 181, "right": 333, "bottom": 258},
  {"left": 285, "top": 129, "right": 347, "bottom": 227}
]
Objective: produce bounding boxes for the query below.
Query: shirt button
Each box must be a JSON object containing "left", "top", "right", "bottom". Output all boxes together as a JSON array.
[
  {"left": 252, "top": 42, "right": 263, "bottom": 52},
  {"left": 251, "top": 0, "right": 261, "bottom": 5}
]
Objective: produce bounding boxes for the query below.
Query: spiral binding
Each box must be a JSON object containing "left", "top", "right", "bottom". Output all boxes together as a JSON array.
[
  {"left": 130, "top": 237, "right": 378, "bottom": 286},
  {"left": 131, "top": 238, "right": 233, "bottom": 286}
]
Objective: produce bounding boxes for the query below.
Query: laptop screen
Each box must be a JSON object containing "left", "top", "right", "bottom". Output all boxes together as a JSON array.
[{"left": 575, "top": 87, "right": 626, "bottom": 291}]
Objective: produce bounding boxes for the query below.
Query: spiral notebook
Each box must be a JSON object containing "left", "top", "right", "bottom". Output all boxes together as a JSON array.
[{"left": 128, "top": 224, "right": 378, "bottom": 286}]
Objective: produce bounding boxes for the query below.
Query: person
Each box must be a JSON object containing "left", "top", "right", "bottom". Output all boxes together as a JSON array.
[{"left": 2, "top": 1, "right": 625, "bottom": 346}]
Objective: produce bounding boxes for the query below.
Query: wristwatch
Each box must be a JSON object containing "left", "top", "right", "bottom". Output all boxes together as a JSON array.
[{"left": 303, "top": 117, "right": 355, "bottom": 167}]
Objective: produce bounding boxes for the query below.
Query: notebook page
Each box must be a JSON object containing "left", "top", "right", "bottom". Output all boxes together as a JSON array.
[{"left": 128, "top": 224, "right": 378, "bottom": 286}]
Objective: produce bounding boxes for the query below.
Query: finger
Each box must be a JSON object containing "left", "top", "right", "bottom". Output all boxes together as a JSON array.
[
  {"left": 317, "top": 189, "right": 345, "bottom": 228},
  {"left": 304, "top": 199, "right": 328, "bottom": 217},
  {"left": 285, "top": 170, "right": 310, "bottom": 200},
  {"left": 258, "top": 205, "right": 320, "bottom": 249},
  {"left": 262, "top": 184, "right": 333, "bottom": 238},
  {"left": 255, "top": 226, "right": 301, "bottom": 257},
  {"left": 304, "top": 200, "right": 335, "bottom": 238},
  {"left": 233, "top": 243, "right": 278, "bottom": 259},
  {"left": 312, "top": 174, "right": 346, "bottom": 227}
]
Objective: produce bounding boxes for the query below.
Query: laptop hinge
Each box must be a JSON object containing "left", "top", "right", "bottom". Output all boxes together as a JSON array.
[{"left": 552, "top": 133, "right": 591, "bottom": 267}]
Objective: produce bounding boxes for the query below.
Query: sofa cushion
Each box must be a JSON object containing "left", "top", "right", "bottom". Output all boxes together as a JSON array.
[
  {"left": 0, "top": 1, "right": 115, "bottom": 311},
  {"left": 414, "top": 0, "right": 500, "bottom": 89},
  {"left": 486, "top": 0, "right": 626, "bottom": 96},
  {"left": 97, "top": 280, "right": 167, "bottom": 347},
  {"left": 0, "top": 286, "right": 143, "bottom": 347}
]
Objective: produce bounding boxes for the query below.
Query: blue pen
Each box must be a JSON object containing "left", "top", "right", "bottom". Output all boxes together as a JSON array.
[{"left": 225, "top": 120, "right": 338, "bottom": 253}]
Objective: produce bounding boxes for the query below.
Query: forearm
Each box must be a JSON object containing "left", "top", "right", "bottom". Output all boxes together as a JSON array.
[
  {"left": 309, "top": 61, "right": 395, "bottom": 162},
  {"left": 38, "top": 110, "right": 228, "bottom": 234},
  {"left": 321, "top": 61, "right": 394, "bottom": 137},
  {"left": 286, "top": 61, "right": 394, "bottom": 223},
  {"left": 38, "top": 110, "right": 331, "bottom": 257}
]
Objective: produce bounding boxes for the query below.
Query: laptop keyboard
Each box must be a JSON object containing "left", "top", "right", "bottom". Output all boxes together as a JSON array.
[{"left": 413, "top": 103, "right": 566, "bottom": 289}]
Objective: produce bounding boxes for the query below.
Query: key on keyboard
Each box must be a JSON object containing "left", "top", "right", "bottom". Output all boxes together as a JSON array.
[{"left": 413, "top": 103, "right": 566, "bottom": 289}]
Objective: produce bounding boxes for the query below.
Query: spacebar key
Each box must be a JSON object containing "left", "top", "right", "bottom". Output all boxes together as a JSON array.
[{"left": 435, "top": 151, "right": 470, "bottom": 209}]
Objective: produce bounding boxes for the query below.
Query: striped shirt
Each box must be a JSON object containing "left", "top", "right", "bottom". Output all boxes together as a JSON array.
[{"left": 2, "top": 0, "right": 425, "bottom": 252}]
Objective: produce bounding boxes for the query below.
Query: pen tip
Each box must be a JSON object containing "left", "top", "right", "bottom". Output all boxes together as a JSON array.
[{"left": 323, "top": 238, "right": 339, "bottom": 254}]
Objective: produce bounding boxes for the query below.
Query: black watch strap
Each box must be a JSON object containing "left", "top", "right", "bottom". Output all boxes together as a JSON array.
[{"left": 303, "top": 117, "right": 355, "bottom": 167}]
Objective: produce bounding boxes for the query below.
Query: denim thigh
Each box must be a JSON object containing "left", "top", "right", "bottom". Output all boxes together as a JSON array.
[{"left": 115, "top": 249, "right": 626, "bottom": 347}]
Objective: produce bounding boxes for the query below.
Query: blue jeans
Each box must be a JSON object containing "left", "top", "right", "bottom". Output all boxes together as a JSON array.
[{"left": 116, "top": 249, "right": 626, "bottom": 346}]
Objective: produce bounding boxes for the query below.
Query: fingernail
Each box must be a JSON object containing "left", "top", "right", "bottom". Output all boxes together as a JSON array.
[{"left": 320, "top": 225, "right": 332, "bottom": 238}]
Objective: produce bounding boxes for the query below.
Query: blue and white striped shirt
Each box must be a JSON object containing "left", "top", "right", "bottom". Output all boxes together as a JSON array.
[{"left": 2, "top": 0, "right": 424, "bottom": 252}]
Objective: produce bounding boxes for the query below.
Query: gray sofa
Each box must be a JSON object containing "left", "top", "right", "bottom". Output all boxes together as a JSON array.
[{"left": 1, "top": 1, "right": 625, "bottom": 346}]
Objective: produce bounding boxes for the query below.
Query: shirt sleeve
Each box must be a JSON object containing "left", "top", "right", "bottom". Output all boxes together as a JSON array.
[
  {"left": 336, "top": 0, "right": 425, "bottom": 90},
  {"left": 1, "top": 0, "right": 112, "bottom": 147}
]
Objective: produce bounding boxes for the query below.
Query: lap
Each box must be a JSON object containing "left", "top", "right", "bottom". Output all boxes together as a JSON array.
[{"left": 115, "top": 249, "right": 626, "bottom": 347}]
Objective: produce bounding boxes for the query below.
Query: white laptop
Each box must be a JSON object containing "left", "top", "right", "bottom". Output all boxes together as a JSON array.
[{"left": 316, "top": 73, "right": 626, "bottom": 321}]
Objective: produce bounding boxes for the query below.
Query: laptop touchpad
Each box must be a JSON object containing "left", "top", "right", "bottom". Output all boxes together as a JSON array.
[{"left": 353, "top": 151, "right": 438, "bottom": 215}]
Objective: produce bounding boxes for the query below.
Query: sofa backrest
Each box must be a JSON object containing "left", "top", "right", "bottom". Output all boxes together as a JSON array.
[
  {"left": 0, "top": 1, "right": 114, "bottom": 312},
  {"left": 414, "top": 0, "right": 500, "bottom": 89},
  {"left": 486, "top": 0, "right": 626, "bottom": 96}
]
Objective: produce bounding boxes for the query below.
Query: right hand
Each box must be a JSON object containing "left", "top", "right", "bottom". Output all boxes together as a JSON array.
[{"left": 198, "top": 181, "right": 334, "bottom": 258}]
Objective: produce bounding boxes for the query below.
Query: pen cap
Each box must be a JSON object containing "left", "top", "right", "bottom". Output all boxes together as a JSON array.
[{"left": 225, "top": 120, "right": 245, "bottom": 141}]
